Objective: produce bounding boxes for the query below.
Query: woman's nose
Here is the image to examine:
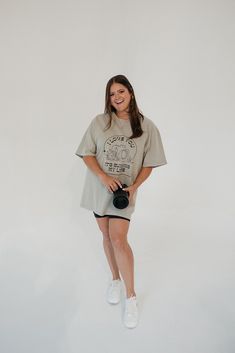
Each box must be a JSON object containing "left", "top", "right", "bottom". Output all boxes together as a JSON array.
[{"left": 115, "top": 92, "right": 122, "bottom": 98}]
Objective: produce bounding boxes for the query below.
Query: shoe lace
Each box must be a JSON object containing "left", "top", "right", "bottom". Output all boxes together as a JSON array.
[
  {"left": 125, "top": 296, "right": 138, "bottom": 316},
  {"left": 111, "top": 280, "right": 121, "bottom": 288}
]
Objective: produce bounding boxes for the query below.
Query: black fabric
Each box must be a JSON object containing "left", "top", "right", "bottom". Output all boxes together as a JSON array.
[{"left": 93, "top": 211, "right": 130, "bottom": 222}]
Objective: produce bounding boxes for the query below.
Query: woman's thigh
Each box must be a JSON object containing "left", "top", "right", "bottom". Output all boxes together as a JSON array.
[
  {"left": 94, "top": 216, "right": 110, "bottom": 240},
  {"left": 108, "top": 218, "right": 130, "bottom": 247}
]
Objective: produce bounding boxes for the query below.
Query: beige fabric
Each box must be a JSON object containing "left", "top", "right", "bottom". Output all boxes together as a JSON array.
[{"left": 75, "top": 112, "right": 167, "bottom": 219}]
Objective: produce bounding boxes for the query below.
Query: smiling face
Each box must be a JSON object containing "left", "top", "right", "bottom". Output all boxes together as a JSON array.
[{"left": 109, "top": 83, "right": 132, "bottom": 117}]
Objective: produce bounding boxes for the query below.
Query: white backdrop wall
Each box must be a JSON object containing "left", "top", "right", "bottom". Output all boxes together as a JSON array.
[{"left": 0, "top": 0, "right": 234, "bottom": 352}]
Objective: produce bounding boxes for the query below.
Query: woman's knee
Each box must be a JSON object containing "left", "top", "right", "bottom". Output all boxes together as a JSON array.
[
  {"left": 100, "top": 227, "right": 111, "bottom": 241},
  {"left": 109, "top": 219, "right": 129, "bottom": 250},
  {"left": 110, "top": 234, "right": 128, "bottom": 251},
  {"left": 102, "top": 231, "right": 111, "bottom": 241},
  {"left": 95, "top": 218, "right": 111, "bottom": 241}
]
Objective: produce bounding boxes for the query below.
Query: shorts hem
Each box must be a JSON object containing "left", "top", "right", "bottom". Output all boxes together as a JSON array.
[{"left": 93, "top": 211, "right": 130, "bottom": 222}]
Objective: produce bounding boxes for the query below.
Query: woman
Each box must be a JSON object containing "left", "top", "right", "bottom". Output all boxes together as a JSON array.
[{"left": 75, "top": 74, "right": 167, "bottom": 329}]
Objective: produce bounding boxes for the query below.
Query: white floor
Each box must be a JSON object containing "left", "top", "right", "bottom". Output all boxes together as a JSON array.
[{"left": 1, "top": 207, "right": 234, "bottom": 353}]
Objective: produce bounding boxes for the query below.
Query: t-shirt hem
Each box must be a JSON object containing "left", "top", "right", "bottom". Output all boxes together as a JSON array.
[
  {"left": 80, "top": 204, "right": 133, "bottom": 219},
  {"left": 75, "top": 152, "right": 96, "bottom": 158},
  {"left": 142, "top": 161, "right": 167, "bottom": 168}
]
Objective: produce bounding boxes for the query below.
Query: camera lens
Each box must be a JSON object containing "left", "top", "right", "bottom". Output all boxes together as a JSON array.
[{"left": 113, "top": 184, "right": 129, "bottom": 209}]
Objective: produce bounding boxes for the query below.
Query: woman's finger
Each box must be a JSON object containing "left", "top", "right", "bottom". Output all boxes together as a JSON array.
[
  {"left": 112, "top": 182, "right": 119, "bottom": 191},
  {"left": 111, "top": 184, "right": 117, "bottom": 192},
  {"left": 114, "top": 179, "right": 122, "bottom": 188}
]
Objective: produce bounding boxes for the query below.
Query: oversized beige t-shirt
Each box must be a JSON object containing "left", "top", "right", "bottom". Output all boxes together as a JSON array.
[{"left": 75, "top": 111, "right": 167, "bottom": 219}]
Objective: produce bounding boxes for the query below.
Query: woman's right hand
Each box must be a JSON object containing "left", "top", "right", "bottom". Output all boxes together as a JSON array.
[{"left": 98, "top": 173, "right": 122, "bottom": 193}]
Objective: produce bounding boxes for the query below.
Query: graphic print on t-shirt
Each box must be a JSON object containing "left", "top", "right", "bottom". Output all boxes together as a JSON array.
[{"left": 103, "top": 135, "right": 137, "bottom": 177}]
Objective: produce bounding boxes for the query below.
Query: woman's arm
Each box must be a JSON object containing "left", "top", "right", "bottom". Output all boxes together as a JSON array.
[
  {"left": 122, "top": 167, "right": 153, "bottom": 200},
  {"left": 133, "top": 167, "right": 153, "bottom": 189},
  {"left": 82, "top": 155, "right": 122, "bottom": 192},
  {"left": 82, "top": 155, "right": 106, "bottom": 179}
]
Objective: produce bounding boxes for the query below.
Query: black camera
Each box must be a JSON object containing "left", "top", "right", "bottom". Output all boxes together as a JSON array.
[{"left": 113, "top": 184, "right": 129, "bottom": 209}]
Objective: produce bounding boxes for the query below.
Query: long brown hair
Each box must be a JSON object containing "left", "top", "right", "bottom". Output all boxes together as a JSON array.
[{"left": 104, "top": 74, "right": 144, "bottom": 139}]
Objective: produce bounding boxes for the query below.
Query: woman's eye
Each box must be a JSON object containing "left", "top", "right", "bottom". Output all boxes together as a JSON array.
[{"left": 110, "top": 90, "right": 125, "bottom": 96}]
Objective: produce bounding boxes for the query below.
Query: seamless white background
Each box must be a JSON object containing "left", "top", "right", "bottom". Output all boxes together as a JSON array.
[{"left": 0, "top": 0, "right": 234, "bottom": 352}]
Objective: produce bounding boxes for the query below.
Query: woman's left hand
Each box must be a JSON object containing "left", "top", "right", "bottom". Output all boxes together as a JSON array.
[{"left": 122, "top": 184, "right": 137, "bottom": 202}]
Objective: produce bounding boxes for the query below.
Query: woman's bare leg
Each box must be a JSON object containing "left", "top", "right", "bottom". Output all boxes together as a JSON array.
[
  {"left": 95, "top": 217, "right": 121, "bottom": 280},
  {"left": 108, "top": 218, "right": 136, "bottom": 298}
]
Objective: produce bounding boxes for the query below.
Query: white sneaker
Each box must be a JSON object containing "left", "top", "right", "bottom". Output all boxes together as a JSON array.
[
  {"left": 123, "top": 295, "right": 139, "bottom": 328},
  {"left": 106, "top": 279, "right": 122, "bottom": 304}
]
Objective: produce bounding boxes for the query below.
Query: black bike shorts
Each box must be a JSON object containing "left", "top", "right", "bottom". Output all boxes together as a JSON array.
[{"left": 93, "top": 212, "right": 130, "bottom": 222}]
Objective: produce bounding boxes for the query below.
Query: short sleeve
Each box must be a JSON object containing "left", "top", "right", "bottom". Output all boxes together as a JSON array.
[
  {"left": 142, "top": 122, "right": 167, "bottom": 168},
  {"left": 75, "top": 118, "right": 97, "bottom": 158}
]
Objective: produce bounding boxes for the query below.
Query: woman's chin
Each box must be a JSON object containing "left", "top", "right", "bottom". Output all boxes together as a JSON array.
[{"left": 116, "top": 107, "right": 129, "bottom": 113}]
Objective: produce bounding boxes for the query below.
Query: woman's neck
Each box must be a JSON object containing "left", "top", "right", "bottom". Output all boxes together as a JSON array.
[{"left": 116, "top": 110, "right": 130, "bottom": 120}]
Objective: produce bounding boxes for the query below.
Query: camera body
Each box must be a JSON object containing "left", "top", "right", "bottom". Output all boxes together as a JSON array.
[{"left": 113, "top": 184, "right": 129, "bottom": 209}]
